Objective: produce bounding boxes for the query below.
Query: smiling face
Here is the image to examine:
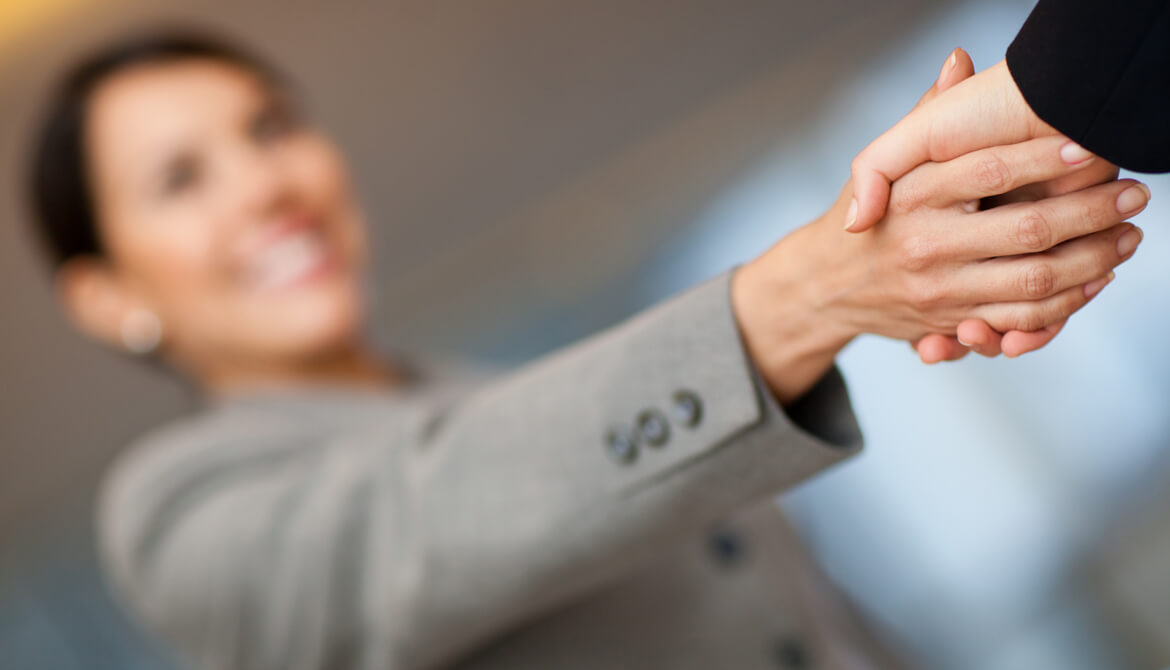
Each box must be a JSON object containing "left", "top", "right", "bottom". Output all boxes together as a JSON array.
[{"left": 80, "top": 58, "right": 368, "bottom": 380}]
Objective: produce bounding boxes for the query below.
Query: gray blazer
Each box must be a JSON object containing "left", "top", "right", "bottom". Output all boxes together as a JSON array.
[{"left": 97, "top": 269, "right": 905, "bottom": 669}]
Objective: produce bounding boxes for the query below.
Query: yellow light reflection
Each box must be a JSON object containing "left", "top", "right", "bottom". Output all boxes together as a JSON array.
[{"left": 0, "top": 0, "right": 91, "bottom": 53}]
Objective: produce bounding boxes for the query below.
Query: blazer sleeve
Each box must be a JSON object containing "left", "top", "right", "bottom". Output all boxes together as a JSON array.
[
  {"left": 97, "top": 268, "right": 862, "bottom": 670},
  {"left": 1006, "top": 0, "right": 1170, "bottom": 173}
]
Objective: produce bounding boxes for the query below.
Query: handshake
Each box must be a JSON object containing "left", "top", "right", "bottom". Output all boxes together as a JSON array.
[{"left": 731, "top": 49, "right": 1151, "bottom": 405}]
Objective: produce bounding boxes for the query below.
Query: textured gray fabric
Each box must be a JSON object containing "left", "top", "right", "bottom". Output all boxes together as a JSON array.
[{"left": 96, "top": 269, "right": 898, "bottom": 669}]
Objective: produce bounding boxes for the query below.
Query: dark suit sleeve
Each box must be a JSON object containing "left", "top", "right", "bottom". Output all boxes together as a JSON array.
[{"left": 1006, "top": 0, "right": 1170, "bottom": 173}]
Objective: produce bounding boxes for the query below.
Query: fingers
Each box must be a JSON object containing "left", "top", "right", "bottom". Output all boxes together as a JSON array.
[
  {"left": 915, "top": 334, "right": 971, "bottom": 364},
  {"left": 973, "top": 271, "right": 1115, "bottom": 334},
  {"left": 937, "top": 48, "right": 975, "bottom": 92},
  {"left": 944, "top": 179, "right": 1150, "bottom": 261},
  {"left": 1000, "top": 319, "right": 1066, "bottom": 358},
  {"left": 846, "top": 49, "right": 974, "bottom": 233},
  {"left": 894, "top": 136, "right": 1099, "bottom": 209},
  {"left": 1016, "top": 160, "right": 1120, "bottom": 200},
  {"left": 912, "top": 48, "right": 975, "bottom": 111},
  {"left": 936, "top": 276, "right": 1103, "bottom": 362},
  {"left": 981, "top": 159, "right": 1120, "bottom": 208},
  {"left": 847, "top": 60, "right": 1037, "bottom": 233},
  {"left": 959, "top": 222, "right": 1138, "bottom": 303},
  {"left": 955, "top": 320, "right": 1003, "bottom": 357},
  {"left": 942, "top": 164, "right": 1128, "bottom": 362},
  {"left": 914, "top": 317, "right": 1064, "bottom": 364}
]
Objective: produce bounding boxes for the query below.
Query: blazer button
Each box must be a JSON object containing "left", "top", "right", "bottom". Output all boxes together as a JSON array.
[
  {"left": 708, "top": 528, "right": 746, "bottom": 566},
  {"left": 771, "top": 636, "right": 810, "bottom": 668},
  {"left": 671, "top": 390, "right": 703, "bottom": 427},
  {"left": 604, "top": 427, "right": 639, "bottom": 464},
  {"left": 636, "top": 409, "right": 670, "bottom": 446}
]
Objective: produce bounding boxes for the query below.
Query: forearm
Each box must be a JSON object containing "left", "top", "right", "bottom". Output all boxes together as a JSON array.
[
  {"left": 380, "top": 270, "right": 864, "bottom": 664},
  {"left": 730, "top": 190, "right": 865, "bottom": 405},
  {"left": 102, "top": 268, "right": 864, "bottom": 670}
]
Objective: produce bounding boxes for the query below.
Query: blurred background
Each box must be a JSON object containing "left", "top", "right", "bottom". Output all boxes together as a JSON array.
[{"left": 1, "top": 0, "right": 1167, "bottom": 668}]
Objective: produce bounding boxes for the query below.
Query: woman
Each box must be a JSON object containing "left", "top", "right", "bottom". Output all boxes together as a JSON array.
[{"left": 28, "top": 30, "right": 1145, "bottom": 669}]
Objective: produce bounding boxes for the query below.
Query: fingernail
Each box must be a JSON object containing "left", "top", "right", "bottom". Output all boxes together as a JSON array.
[
  {"left": 1059, "top": 141, "right": 1093, "bottom": 165},
  {"left": 1083, "top": 271, "right": 1115, "bottom": 299},
  {"left": 936, "top": 50, "right": 957, "bottom": 87},
  {"left": 1115, "top": 183, "right": 1151, "bottom": 214},
  {"left": 956, "top": 336, "right": 972, "bottom": 347},
  {"left": 1116, "top": 227, "right": 1143, "bottom": 258},
  {"left": 843, "top": 198, "right": 859, "bottom": 231}
]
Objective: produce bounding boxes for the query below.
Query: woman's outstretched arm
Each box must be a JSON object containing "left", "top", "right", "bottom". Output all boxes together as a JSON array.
[{"left": 96, "top": 111, "right": 1144, "bottom": 670}]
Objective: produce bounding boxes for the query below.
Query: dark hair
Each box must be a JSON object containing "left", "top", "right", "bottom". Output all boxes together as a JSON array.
[{"left": 27, "top": 29, "right": 289, "bottom": 269}]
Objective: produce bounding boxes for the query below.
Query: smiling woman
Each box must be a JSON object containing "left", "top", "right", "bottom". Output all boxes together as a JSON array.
[
  {"left": 22, "top": 23, "right": 1149, "bottom": 670},
  {"left": 31, "top": 34, "right": 389, "bottom": 391}
]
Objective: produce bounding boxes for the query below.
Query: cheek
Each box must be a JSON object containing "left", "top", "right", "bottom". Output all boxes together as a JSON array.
[
  {"left": 220, "top": 143, "right": 367, "bottom": 359},
  {"left": 120, "top": 216, "right": 237, "bottom": 340},
  {"left": 110, "top": 143, "right": 370, "bottom": 365},
  {"left": 287, "top": 139, "right": 366, "bottom": 259},
  {"left": 113, "top": 217, "right": 251, "bottom": 357},
  {"left": 122, "top": 216, "right": 224, "bottom": 313},
  {"left": 121, "top": 211, "right": 363, "bottom": 364}
]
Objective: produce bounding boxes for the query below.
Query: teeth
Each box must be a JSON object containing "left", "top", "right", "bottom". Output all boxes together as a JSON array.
[{"left": 247, "top": 232, "right": 327, "bottom": 291}]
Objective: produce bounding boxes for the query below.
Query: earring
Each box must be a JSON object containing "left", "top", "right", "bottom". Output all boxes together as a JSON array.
[{"left": 120, "top": 309, "right": 163, "bottom": 355}]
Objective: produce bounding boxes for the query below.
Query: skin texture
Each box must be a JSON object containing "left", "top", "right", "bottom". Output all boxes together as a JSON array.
[
  {"left": 58, "top": 60, "right": 398, "bottom": 393},
  {"left": 844, "top": 52, "right": 1152, "bottom": 363},
  {"left": 847, "top": 58, "right": 1055, "bottom": 235},
  {"left": 909, "top": 50, "right": 1125, "bottom": 363},
  {"left": 56, "top": 55, "right": 1146, "bottom": 407},
  {"left": 730, "top": 117, "right": 1146, "bottom": 403}
]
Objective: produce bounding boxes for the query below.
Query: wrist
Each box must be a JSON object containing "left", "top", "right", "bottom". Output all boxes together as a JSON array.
[
  {"left": 990, "top": 59, "right": 1054, "bottom": 138},
  {"left": 730, "top": 218, "right": 859, "bottom": 405}
]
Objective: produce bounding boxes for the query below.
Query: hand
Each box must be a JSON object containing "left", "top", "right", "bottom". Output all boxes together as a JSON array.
[
  {"left": 845, "top": 57, "right": 1057, "bottom": 234},
  {"left": 914, "top": 150, "right": 1122, "bottom": 364},
  {"left": 857, "top": 48, "right": 1064, "bottom": 363},
  {"left": 731, "top": 134, "right": 1147, "bottom": 404},
  {"left": 898, "top": 51, "right": 1124, "bottom": 363},
  {"left": 934, "top": 157, "right": 1123, "bottom": 362}
]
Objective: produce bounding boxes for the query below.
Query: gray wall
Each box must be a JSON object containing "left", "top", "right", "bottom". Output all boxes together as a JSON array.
[
  {"left": 6, "top": 2, "right": 1170, "bottom": 670},
  {"left": 0, "top": 0, "right": 949, "bottom": 548}
]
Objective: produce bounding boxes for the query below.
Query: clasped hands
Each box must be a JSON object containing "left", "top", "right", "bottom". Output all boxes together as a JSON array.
[
  {"left": 732, "top": 49, "right": 1150, "bottom": 405},
  {"left": 850, "top": 48, "right": 1149, "bottom": 364}
]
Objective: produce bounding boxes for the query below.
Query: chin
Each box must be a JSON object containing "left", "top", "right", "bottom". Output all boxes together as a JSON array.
[{"left": 256, "top": 282, "right": 367, "bottom": 360}]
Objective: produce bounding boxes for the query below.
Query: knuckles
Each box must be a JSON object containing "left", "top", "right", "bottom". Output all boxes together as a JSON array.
[
  {"left": 1015, "top": 309, "right": 1050, "bottom": 333},
  {"left": 907, "top": 275, "right": 947, "bottom": 310},
  {"left": 973, "top": 153, "right": 1013, "bottom": 195},
  {"left": 1081, "top": 198, "right": 1113, "bottom": 232},
  {"left": 1018, "top": 262, "right": 1057, "bottom": 299},
  {"left": 898, "top": 235, "right": 940, "bottom": 272},
  {"left": 994, "top": 289, "right": 1084, "bottom": 333},
  {"left": 1013, "top": 211, "right": 1053, "bottom": 252},
  {"left": 994, "top": 305, "right": 1049, "bottom": 333},
  {"left": 888, "top": 180, "right": 932, "bottom": 214}
]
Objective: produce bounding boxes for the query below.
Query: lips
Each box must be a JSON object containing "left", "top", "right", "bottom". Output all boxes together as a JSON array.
[{"left": 241, "top": 227, "right": 335, "bottom": 293}]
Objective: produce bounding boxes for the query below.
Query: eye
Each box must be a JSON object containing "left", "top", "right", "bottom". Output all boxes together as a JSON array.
[
  {"left": 250, "top": 100, "right": 301, "bottom": 144},
  {"left": 159, "top": 155, "right": 201, "bottom": 196}
]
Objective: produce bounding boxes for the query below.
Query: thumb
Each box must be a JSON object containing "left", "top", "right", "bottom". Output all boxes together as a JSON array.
[
  {"left": 914, "top": 48, "right": 974, "bottom": 110},
  {"left": 845, "top": 48, "right": 973, "bottom": 233}
]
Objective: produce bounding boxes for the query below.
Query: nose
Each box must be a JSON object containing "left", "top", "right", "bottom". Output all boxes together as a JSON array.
[{"left": 220, "top": 141, "right": 293, "bottom": 219}]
